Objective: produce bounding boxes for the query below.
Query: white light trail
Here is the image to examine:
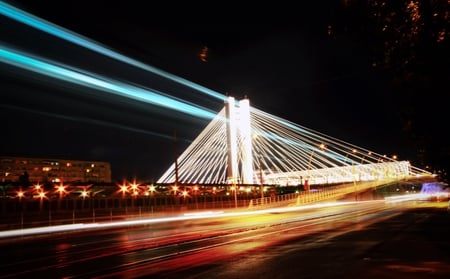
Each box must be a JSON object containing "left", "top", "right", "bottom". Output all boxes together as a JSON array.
[{"left": 0, "top": 201, "right": 360, "bottom": 239}]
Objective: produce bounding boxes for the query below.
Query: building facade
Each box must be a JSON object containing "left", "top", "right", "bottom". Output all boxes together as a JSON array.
[{"left": 0, "top": 156, "right": 112, "bottom": 183}]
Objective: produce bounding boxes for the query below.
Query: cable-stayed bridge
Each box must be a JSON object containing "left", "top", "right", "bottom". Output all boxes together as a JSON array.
[
  {"left": 0, "top": 3, "right": 434, "bottom": 190},
  {"left": 158, "top": 96, "right": 432, "bottom": 187}
]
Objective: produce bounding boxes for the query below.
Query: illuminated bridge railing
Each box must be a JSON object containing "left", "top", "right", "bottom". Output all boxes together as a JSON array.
[{"left": 262, "top": 161, "right": 427, "bottom": 186}]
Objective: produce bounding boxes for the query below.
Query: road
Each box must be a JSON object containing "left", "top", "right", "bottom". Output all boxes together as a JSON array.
[{"left": 0, "top": 199, "right": 449, "bottom": 278}]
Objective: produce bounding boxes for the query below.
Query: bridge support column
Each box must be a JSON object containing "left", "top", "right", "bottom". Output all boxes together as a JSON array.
[{"left": 225, "top": 96, "right": 254, "bottom": 185}]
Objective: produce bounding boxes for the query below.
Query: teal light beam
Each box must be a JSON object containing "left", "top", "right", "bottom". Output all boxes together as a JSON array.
[
  {"left": 0, "top": 1, "right": 226, "bottom": 101},
  {"left": 0, "top": 46, "right": 217, "bottom": 120}
]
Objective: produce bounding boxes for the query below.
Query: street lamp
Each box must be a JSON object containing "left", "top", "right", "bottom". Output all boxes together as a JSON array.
[
  {"left": 253, "top": 134, "right": 265, "bottom": 202},
  {"left": 231, "top": 184, "right": 237, "bottom": 208},
  {"left": 182, "top": 189, "right": 188, "bottom": 205},
  {"left": 17, "top": 189, "right": 24, "bottom": 200},
  {"left": 255, "top": 155, "right": 265, "bottom": 203},
  {"left": 33, "top": 182, "right": 42, "bottom": 193},
  {"left": 147, "top": 184, "right": 156, "bottom": 207},
  {"left": 120, "top": 184, "right": 128, "bottom": 198},
  {"left": 348, "top": 148, "right": 358, "bottom": 201},
  {"left": 172, "top": 185, "right": 178, "bottom": 195},
  {"left": 172, "top": 185, "right": 179, "bottom": 205},
  {"left": 118, "top": 181, "right": 129, "bottom": 209},
  {"left": 80, "top": 189, "right": 89, "bottom": 210},
  {"left": 193, "top": 185, "right": 199, "bottom": 209},
  {"left": 36, "top": 190, "right": 47, "bottom": 211},
  {"left": 130, "top": 180, "right": 140, "bottom": 196},
  {"left": 81, "top": 190, "right": 88, "bottom": 198},
  {"left": 130, "top": 180, "right": 140, "bottom": 208},
  {"left": 306, "top": 143, "right": 326, "bottom": 191},
  {"left": 55, "top": 182, "right": 67, "bottom": 210}
]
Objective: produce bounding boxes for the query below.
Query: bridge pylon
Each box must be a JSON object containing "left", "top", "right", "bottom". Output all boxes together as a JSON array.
[{"left": 225, "top": 96, "right": 254, "bottom": 185}]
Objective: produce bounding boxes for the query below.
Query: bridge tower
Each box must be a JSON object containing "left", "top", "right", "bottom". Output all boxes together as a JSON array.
[{"left": 225, "top": 96, "right": 254, "bottom": 185}]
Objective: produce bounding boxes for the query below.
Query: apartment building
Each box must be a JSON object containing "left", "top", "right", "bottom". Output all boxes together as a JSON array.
[{"left": 0, "top": 156, "right": 112, "bottom": 183}]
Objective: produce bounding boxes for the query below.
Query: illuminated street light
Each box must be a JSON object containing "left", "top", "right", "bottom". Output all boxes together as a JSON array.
[
  {"left": 35, "top": 189, "right": 47, "bottom": 211},
  {"left": 17, "top": 189, "right": 24, "bottom": 200},
  {"left": 172, "top": 185, "right": 178, "bottom": 196},
  {"left": 148, "top": 184, "right": 156, "bottom": 194},
  {"left": 182, "top": 189, "right": 188, "bottom": 203},
  {"left": 81, "top": 190, "right": 88, "bottom": 199},
  {"left": 350, "top": 149, "right": 358, "bottom": 201},
  {"left": 120, "top": 185, "right": 128, "bottom": 196},
  {"left": 118, "top": 182, "right": 128, "bottom": 198},
  {"left": 147, "top": 184, "right": 156, "bottom": 207},
  {"left": 193, "top": 185, "right": 199, "bottom": 209},
  {"left": 130, "top": 180, "right": 140, "bottom": 196},
  {"left": 306, "top": 143, "right": 326, "bottom": 190},
  {"left": 55, "top": 182, "right": 68, "bottom": 210},
  {"left": 33, "top": 182, "right": 42, "bottom": 193},
  {"left": 117, "top": 181, "right": 129, "bottom": 209},
  {"left": 230, "top": 179, "right": 238, "bottom": 208}
]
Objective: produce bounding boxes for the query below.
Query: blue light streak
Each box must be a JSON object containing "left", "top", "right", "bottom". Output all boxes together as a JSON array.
[
  {"left": 0, "top": 46, "right": 217, "bottom": 120},
  {"left": 0, "top": 1, "right": 226, "bottom": 102}
]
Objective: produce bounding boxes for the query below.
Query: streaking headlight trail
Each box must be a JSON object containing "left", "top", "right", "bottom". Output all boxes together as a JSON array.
[
  {"left": 0, "top": 46, "right": 217, "bottom": 120},
  {"left": 0, "top": 202, "right": 357, "bottom": 239},
  {"left": 0, "top": 1, "right": 226, "bottom": 101}
]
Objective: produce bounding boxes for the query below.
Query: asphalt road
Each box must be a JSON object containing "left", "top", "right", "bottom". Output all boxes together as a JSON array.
[
  {"left": 1, "top": 200, "right": 449, "bottom": 279},
  {"left": 190, "top": 201, "right": 450, "bottom": 279}
]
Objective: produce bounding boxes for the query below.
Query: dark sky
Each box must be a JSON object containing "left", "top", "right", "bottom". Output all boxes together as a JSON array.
[{"left": 1, "top": 1, "right": 449, "bottom": 182}]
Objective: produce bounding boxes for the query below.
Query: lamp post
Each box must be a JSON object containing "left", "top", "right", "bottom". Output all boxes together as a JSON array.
[
  {"left": 306, "top": 143, "right": 326, "bottom": 191},
  {"left": 37, "top": 190, "right": 46, "bottom": 212},
  {"left": 172, "top": 185, "right": 178, "bottom": 206},
  {"left": 148, "top": 184, "right": 156, "bottom": 208},
  {"left": 193, "top": 185, "right": 199, "bottom": 209},
  {"left": 182, "top": 189, "right": 188, "bottom": 206},
  {"left": 17, "top": 189, "right": 24, "bottom": 200},
  {"left": 350, "top": 148, "right": 357, "bottom": 201},
  {"left": 33, "top": 183, "right": 45, "bottom": 211},
  {"left": 119, "top": 182, "right": 128, "bottom": 210},
  {"left": 307, "top": 150, "right": 314, "bottom": 191},
  {"left": 253, "top": 134, "right": 265, "bottom": 203},
  {"left": 231, "top": 179, "right": 237, "bottom": 208},
  {"left": 80, "top": 189, "right": 89, "bottom": 213},
  {"left": 55, "top": 182, "right": 67, "bottom": 211},
  {"left": 17, "top": 188, "right": 24, "bottom": 212},
  {"left": 254, "top": 154, "right": 265, "bottom": 204},
  {"left": 130, "top": 180, "right": 140, "bottom": 209}
]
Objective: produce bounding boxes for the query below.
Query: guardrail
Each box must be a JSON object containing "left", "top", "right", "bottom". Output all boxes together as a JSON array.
[{"left": 0, "top": 178, "right": 431, "bottom": 231}]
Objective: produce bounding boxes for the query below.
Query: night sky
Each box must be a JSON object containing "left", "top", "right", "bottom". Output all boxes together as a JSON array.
[{"left": 1, "top": 1, "right": 449, "bottom": 182}]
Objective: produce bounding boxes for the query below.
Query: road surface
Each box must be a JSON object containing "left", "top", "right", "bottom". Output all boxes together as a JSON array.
[{"left": 0, "top": 199, "right": 449, "bottom": 278}]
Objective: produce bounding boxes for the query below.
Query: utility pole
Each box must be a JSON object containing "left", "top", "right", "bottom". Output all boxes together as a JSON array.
[
  {"left": 173, "top": 130, "right": 179, "bottom": 186},
  {"left": 173, "top": 130, "right": 179, "bottom": 205},
  {"left": 259, "top": 165, "right": 264, "bottom": 203}
]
